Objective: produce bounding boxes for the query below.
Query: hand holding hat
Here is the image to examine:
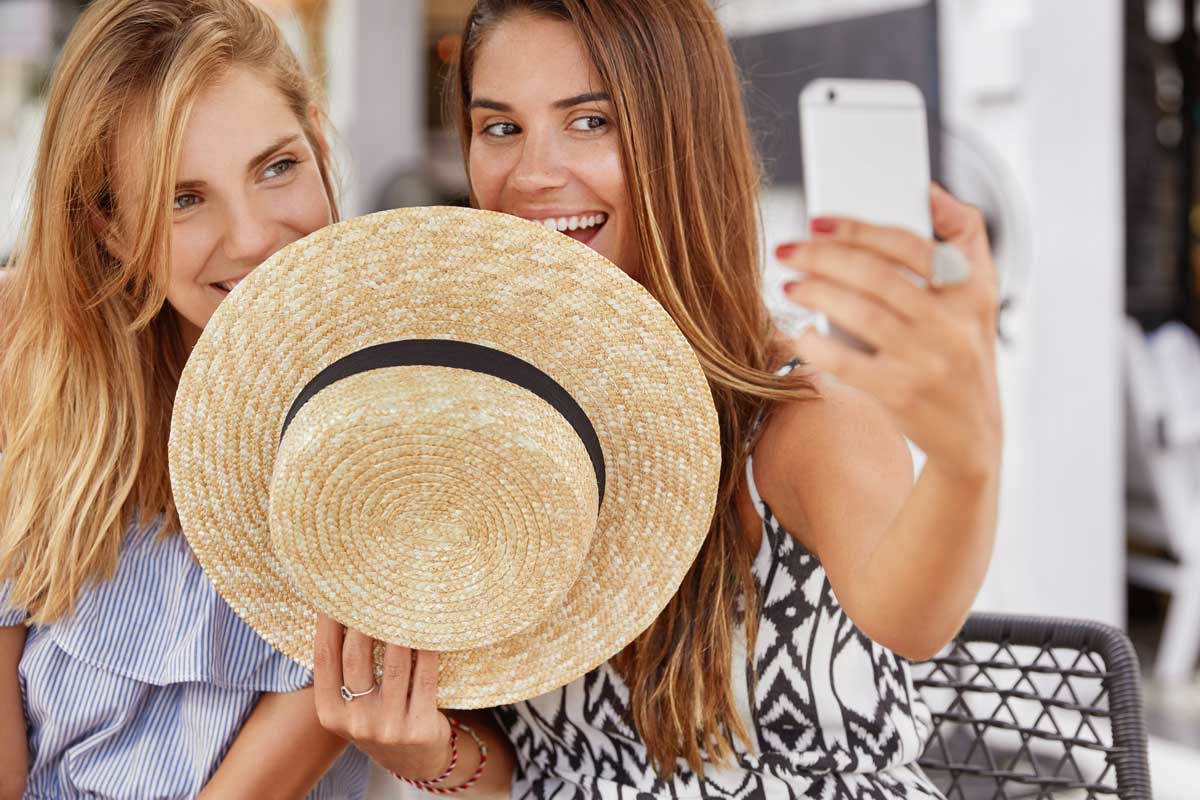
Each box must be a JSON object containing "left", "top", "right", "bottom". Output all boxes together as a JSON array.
[{"left": 169, "top": 206, "right": 722, "bottom": 708}]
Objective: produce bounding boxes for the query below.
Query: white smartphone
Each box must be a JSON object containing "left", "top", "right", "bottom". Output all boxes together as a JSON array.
[{"left": 792, "top": 78, "right": 933, "bottom": 349}]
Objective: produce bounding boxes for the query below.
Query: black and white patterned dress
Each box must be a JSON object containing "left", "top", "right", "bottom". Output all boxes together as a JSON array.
[{"left": 494, "top": 360, "right": 943, "bottom": 799}]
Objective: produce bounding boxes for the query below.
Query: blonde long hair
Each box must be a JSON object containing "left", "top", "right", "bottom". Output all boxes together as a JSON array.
[
  {"left": 0, "top": 0, "right": 337, "bottom": 624},
  {"left": 452, "top": 0, "right": 815, "bottom": 776}
]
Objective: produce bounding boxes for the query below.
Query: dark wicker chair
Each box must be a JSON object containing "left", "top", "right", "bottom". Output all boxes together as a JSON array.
[{"left": 912, "top": 613, "right": 1152, "bottom": 799}]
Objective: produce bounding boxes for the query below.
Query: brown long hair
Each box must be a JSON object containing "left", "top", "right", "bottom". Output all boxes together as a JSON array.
[
  {"left": 452, "top": 0, "right": 815, "bottom": 775},
  {"left": 0, "top": 0, "right": 337, "bottom": 623}
]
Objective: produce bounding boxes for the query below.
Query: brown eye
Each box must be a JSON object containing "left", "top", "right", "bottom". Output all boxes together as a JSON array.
[
  {"left": 482, "top": 121, "right": 520, "bottom": 137},
  {"left": 569, "top": 115, "right": 607, "bottom": 132}
]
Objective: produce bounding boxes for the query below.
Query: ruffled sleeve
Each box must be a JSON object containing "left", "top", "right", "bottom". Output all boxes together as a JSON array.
[
  {"left": 0, "top": 580, "right": 27, "bottom": 627},
  {"left": 45, "top": 519, "right": 312, "bottom": 691}
]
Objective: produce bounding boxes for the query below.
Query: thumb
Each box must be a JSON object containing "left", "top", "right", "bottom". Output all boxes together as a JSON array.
[{"left": 930, "top": 183, "right": 988, "bottom": 252}]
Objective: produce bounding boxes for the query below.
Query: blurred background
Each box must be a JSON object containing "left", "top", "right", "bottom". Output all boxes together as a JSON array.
[{"left": 2, "top": 0, "right": 1199, "bottom": 794}]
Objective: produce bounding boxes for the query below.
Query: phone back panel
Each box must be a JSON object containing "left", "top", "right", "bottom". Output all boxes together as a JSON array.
[{"left": 800, "top": 79, "right": 932, "bottom": 238}]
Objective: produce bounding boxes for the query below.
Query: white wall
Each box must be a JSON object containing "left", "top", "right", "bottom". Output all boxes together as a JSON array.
[
  {"left": 1023, "top": 0, "right": 1125, "bottom": 624},
  {"left": 939, "top": 0, "right": 1125, "bottom": 627},
  {"left": 326, "top": 0, "right": 425, "bottom": 218},
  {"left": 931, "top": 0, "right": 1126, "bottom": 625},
  {"left": 0, "top": 0, "right": 54, "bottom": 258}
]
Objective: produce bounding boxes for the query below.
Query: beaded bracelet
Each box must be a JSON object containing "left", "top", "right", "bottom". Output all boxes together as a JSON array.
[{"left": 398, "top": 717, "right": 490, "bottom": 795}]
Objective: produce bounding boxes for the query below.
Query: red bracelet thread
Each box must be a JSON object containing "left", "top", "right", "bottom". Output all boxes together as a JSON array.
[{"left": 397, "top": 717, "right": 489, "bottom": 794}]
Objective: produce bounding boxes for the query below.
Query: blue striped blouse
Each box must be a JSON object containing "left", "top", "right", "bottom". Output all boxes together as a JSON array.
[{"left": 0, "top": 519, "right": 370, "bottom": 799}]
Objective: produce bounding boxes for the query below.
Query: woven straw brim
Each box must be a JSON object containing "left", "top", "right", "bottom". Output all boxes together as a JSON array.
[{"left": 169, "top": 206, "right": 721, "bottom": 708}]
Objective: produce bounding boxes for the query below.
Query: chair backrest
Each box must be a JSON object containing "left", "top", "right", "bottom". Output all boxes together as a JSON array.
[
  {"left": 1122, "top": 316, "right": 1200, "bottom": 554},
  {"left": 913, "top": 613, "right": 1151, "bottom": 800}
]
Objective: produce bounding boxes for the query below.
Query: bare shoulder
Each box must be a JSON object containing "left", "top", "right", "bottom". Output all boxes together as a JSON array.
[{"left": 752, "top": 366, "right": 913, "bottom": 558}]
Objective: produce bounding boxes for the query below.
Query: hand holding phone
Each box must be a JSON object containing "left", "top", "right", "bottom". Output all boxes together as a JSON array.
[{"left": 776, "top": 81, "right": 1000, "bottom": 486}]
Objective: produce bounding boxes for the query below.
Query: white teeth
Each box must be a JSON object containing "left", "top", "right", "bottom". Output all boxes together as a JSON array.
[{"left": 538, "top": 213, "right": 607, "bottom": 232}]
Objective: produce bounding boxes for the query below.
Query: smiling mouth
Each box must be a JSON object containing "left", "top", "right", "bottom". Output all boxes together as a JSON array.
[{"left": 537, "top": 212, "right": 607, "bottom": 246}]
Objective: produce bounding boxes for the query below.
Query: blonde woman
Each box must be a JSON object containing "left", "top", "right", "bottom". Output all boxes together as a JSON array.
[
  {"left": 315, "top": 1, "right": 1000, "bottom": 798},
  {"left": 0, "top": 0, "right": 369, "bottom": 796}
]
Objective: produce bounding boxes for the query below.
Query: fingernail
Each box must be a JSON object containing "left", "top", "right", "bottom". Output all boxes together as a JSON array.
[
  {"left": 810, "top": 217, "right": 837, "bottom": 234},
  {"left": 782, "top": 280, "right": 804, "bottom": 293},
  {"left": 775, "top": 242, "right": 798, "bottom": 260}
]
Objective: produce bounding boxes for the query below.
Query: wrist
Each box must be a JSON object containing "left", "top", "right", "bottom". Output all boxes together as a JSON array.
[
  {"left": 411, "top": 722, "right": 459, "bottom": 785},
  {"left": 396, "top": 717, "right": 489, "bottom": 794}
]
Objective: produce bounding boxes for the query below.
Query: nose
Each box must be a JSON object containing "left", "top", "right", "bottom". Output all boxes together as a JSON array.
[
  {"left": 509, "top": 128, "right": 569, "bottom": 195},
  {"left": 221, "top": 196, "right": 277, "bottom": 267}
]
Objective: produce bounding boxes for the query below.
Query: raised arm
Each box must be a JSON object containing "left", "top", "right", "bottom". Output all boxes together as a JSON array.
[
  {"left": 753, "top": 374, "right": 997, "bottom": 659},
  {"left": 769, "top": 185, "right": 1002, "bottom": 659}
]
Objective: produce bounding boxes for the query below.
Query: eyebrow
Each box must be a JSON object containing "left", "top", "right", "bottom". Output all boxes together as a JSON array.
[
  {"left": 468, "top": 92, "right": 611, "bottom": 113},
  {"left": 174, "top": 133, "right": 302, "bottom": 192}
]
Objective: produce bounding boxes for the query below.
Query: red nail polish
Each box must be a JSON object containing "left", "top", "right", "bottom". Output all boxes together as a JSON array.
[
  {"left": 775, "top": 243, "right": 797, "bottom": 260},
  {"left": 810, "top": 217, "right": 837, "bottom": 234},
  {"left": 782, "top": 280, "right": 804, "bottom": 293}
]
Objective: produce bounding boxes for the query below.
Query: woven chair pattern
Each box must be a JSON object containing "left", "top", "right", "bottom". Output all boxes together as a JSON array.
[{"left": 913, "top": 614, "right": 1152, "bottom": 799}]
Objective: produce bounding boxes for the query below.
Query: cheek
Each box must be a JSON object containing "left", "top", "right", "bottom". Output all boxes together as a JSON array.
[
  {"left": 583, "top": 147, "right": 636, "bottom": 247},
  {"left": 283, "top": 171, "right": 334, "bottom": 234},
  {"left": 591, "top": 147, "right": 628, "bottom": 207},
  {"left": 163, "top": 222, "right": 220, "bottom": 331},
  {"left": 167, "top": 223, "right": 212, "bottom": 289},
  {"left": 468, "top": 146, "right": 505, "bottom": 209}
]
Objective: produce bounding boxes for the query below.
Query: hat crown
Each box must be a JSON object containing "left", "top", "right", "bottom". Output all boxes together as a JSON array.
[{"left": 267, "top": 365, "right": 600, "bottom": 651}]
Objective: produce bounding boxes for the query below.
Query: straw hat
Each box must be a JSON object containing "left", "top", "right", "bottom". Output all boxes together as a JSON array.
[{"left": 168, "top": 206, "right": 721, "bottom": 708}]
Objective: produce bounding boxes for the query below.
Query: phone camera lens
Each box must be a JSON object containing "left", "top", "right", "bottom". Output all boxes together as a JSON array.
[{"left": 827, "top": 88, "right": 837, "bottom": 102}]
